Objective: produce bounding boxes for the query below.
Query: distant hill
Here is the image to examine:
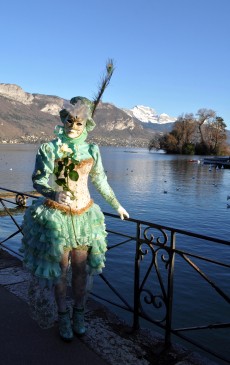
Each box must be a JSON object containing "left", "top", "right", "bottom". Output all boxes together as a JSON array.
[{"left": 0, "top": 83, "right": 178, "bottom": 147}]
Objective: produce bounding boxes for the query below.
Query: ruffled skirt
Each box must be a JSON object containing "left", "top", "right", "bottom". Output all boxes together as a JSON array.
[{"left": 21, "top": 197, "right": 107, "bottom": 286}]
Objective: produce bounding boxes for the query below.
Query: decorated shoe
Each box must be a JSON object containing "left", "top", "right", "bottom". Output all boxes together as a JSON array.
[
  {"left": 73, "top": 307, "right": 86, "bottom": 336},
  {"left": 58, "top": 310, "right": 73, "bottom": 342}
]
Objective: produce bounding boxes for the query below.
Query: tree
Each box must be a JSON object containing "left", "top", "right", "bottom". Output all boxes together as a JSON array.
[
  {"left": 149, "top": 108, "right": 228, "bottom": 155},
  {"left": 150, "top": 113, "right": 197, "bottom": 154},
  {"left": 196, "top": 108, "right": 216, "bottom": 151},
  {"left": 158, "top": 133, "right": 178, "bottom": 153},
  {"left": 171, "top": 114, "right": 196, "bottom": 153},
  {"left": 148, "top": 133, "right": 161, "bottom": 151},
  {"left": 205, "top": 116, "right": 227, "bottom": 154}
]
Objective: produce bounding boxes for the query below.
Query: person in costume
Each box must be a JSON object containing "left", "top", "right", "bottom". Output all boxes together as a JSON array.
[{"left": 21, "top": 61, "right": 129, "bottom": 341}]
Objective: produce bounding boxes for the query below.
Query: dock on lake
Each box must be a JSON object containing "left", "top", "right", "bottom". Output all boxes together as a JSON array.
[{"left": 203, "top": 156, "right": 230, "bottom": 168}]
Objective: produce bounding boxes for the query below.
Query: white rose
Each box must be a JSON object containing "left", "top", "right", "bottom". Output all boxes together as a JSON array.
[{"left": 59, "top": 143, "right": 73, "bottom": 154}]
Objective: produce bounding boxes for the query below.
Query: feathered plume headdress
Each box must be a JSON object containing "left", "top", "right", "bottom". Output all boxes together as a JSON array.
[
  {"left": 91, "top": 58, "right": 115, "bottom": 117},
  {"left": 59, "top": 59, "right": 115, "bottom": 132}
]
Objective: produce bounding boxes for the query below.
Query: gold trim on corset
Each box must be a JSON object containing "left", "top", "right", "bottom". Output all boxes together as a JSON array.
[{"left": 44, "top": 198, "right": 94, "bottom": 215}]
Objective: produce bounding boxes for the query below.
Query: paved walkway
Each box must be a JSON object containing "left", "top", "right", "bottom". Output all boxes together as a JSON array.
[
  {"left": 0, "top": 285, "right": 108, "bottom": 365},
  {"left": 0, "top": 249, "right": 219, "bottom": 365}
]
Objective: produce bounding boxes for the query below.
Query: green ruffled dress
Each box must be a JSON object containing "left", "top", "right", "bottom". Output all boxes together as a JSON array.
[{"left": 21, "top": 126, "right": 120, "bottom": 287}]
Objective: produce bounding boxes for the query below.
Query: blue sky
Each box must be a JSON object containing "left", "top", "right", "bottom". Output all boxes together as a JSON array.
[{"left": 1, "top": 0, "right": 230, "bottom": 127}]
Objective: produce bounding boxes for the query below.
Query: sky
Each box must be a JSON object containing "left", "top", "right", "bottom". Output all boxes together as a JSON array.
[{"left": 1, "top": 0, "right": 230, "bottom": 127}]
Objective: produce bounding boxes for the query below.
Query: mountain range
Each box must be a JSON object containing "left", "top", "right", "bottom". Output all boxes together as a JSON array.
[
  {"left": 0, "top": 83, "right": 177, "bottom": 147},
  {"left": 123, "top": 105, "right": 176, "bottom": 125}
]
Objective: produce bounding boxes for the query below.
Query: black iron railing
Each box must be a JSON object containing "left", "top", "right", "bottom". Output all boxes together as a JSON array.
[{"left": 0, "top": 187, "right": 229, "bottom": 364}]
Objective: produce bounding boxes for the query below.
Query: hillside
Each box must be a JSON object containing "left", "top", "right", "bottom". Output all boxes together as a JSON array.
[{"left": 0, "top": 83, "right": 175, "bottom": 147}]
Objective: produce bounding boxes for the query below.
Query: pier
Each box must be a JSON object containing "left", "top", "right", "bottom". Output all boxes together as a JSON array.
[{"left": 203, "top": 156, "right": 230, "bottom": 169}]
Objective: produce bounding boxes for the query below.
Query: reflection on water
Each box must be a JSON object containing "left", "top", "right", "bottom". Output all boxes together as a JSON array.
[{"left": 97, "top": 147, "right": 230, "bottom": 240}]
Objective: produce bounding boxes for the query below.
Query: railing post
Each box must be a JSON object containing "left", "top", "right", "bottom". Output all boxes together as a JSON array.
[
  {"left": 165, "top": 230, "right": 176, "bottom": 346},
  {"left": 133, "top": 222, "right": 141, "bottom": 330}
]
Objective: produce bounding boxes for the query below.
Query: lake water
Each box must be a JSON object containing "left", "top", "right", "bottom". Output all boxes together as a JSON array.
[{"left": 0, "top": 143, "right": 229, "bottom": 363}]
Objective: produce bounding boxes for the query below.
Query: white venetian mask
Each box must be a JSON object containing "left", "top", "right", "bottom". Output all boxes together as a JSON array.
[{"left": 63, "top": 101, "right": 90, "bottom": 138}]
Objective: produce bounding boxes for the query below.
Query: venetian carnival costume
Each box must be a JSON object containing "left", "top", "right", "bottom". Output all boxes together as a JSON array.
[{"left": 21, "top": 61, "right": 129, "bottom": 341}]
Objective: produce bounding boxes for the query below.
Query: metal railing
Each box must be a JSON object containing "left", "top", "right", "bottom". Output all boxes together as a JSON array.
[{"left": 0, "top": 187, "right": 229, "bottom": 364}]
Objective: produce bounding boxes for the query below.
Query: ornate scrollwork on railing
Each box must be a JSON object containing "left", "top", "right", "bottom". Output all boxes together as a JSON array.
[
  {"left": 137, "top": 227, "right": 171, "bottom": 324},
  {"left": 140, "top": 288, "right": 166, "bottom": 323},
  {"left": 142, "top": 289, "right": 163, "bottom": 308},
  {"left": 143, "top": 226, "right": 168, "bottom": 246},
  {"left": 138, "top": 247, "right": 168, "bottom": 323},
  {"left": 15, "top": 194, "right": 27, "bottom": 206},
  {"left": 158, "top": 246, "right": 171, "bottom": 269},
  {"left": 141, "top": 226, "right": 170, "bottom": 269}
]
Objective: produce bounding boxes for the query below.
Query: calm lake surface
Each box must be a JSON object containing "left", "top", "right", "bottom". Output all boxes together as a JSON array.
[{"left": 0, "top": 143, "right": 229, "bottom": 363}]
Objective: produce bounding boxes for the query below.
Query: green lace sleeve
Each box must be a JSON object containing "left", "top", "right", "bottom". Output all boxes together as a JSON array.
[
  {"left": 90, "top": 145, "right": 120, "bottom": 210},
  {"left": 32, "top": 142, "right": 56, "bottom": 200}
]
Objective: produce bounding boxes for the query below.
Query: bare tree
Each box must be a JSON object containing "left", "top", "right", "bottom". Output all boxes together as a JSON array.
[
  {"left": 205, "top": 116, "right": 227, "bottom": 154},
  {"left": 148, "top": 108, "right": 228, "bottom": 155},
  {"left": 196, "top": 108, "right": 216, "bottom": 146},
  {"left": 172, "top": 114, "right": 196, "bottom": 153},
  {"left": 158, "top": 133, "right": 178, "bottom": 153},
  {"left": 148, "top": 133, "right": 161, "bottom": 151}
]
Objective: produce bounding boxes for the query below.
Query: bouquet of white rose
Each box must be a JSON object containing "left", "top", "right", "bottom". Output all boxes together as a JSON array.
[{"left": 53, "top": 144, "right": 79, "bottom": 200}]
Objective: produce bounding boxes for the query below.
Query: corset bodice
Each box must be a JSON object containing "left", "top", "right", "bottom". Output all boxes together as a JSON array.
[{"left": 53, "top": 158, "right": 94, "bottom": 210}]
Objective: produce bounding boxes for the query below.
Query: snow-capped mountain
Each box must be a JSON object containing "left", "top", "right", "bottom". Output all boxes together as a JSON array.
[
  {"left": 0, "top": 83, "right": 153, "bottom": 146},
  {"left": 123, "top": 105, "right": 177, "bottom": 124}
]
